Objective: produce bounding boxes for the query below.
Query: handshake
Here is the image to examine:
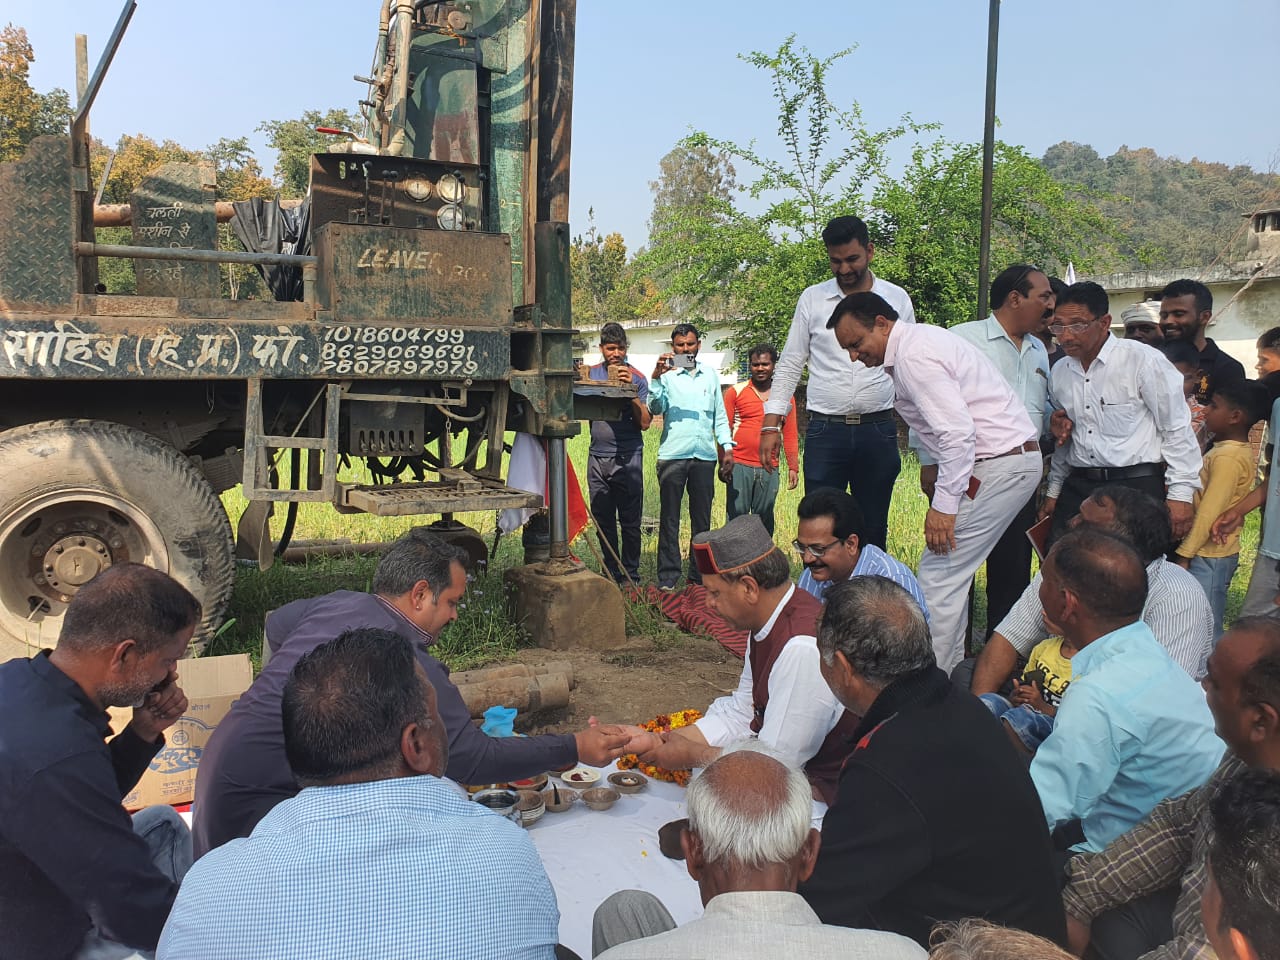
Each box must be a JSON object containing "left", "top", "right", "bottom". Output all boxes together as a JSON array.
[{"left": 577, "top": 718, "right": 711, "bottom": 771}]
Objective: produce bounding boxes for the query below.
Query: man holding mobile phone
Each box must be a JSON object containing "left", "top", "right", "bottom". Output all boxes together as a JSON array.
[{"left": 649, "top": 323, "right": 735, "bottom": 590}]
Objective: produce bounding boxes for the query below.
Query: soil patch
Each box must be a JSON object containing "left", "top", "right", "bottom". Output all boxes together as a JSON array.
[{"left": 509, "top": 631, "right": 743, "bottom": 734}]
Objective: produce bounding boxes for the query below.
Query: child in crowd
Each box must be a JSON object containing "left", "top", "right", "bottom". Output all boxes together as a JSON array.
[
  {"left": 1257, "top": 326, "right": 1280, "bottom": 378},
  {"left": 1160, "top": 340, "right": 1209, "bottom": 451},
  {"left": 979, "top": 634, "right": 1076, "bottom": 758},
  {"left": 1176, "top": 379, "right": 1269, "bottom": 637},
  {"left": 1213, "top": 330, "right": 1280, "bottom": 622}
]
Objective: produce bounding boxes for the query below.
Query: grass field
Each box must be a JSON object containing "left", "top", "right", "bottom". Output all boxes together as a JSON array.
[{"left": 207, "top": 430, "right": 1261, "bottom": 672}]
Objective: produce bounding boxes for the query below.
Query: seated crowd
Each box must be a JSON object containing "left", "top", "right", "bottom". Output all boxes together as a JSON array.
[{"left": 5, "top": 236, "right": 1280, "bottom": 960}]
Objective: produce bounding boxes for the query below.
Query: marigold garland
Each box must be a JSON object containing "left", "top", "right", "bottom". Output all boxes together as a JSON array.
[{"left": 616, "top": 709, "right": 703, "bottom": 787}]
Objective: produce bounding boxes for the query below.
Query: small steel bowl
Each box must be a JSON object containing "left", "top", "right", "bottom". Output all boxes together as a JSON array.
[
  {"left": 581, "top": 787, "right": 621, "bottom": 811},
  {"left": 542, "top": 786, "right": 577, "bottom": 813},
  {"left": 516, "top": 789, "right": 546, "bottom": 826},
  {"left": 607, "top": 771, "right": 648, "bottom": 794},
  {"left": 471, "top": 788, "right": 521, "bottom": 824}
]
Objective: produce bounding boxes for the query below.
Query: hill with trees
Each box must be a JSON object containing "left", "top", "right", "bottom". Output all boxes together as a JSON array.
[{"left": 1040, "top": 142, "right": 1279, "bottom": 270}]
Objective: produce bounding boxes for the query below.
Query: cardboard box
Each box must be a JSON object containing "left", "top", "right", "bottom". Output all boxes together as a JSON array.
[{"left": 108, "top": 653, "right": 253, "bottom": 810}]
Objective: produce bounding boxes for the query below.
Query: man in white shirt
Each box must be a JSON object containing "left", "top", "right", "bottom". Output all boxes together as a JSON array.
[
  {"left": 1043, "top": 281, "right": 1202, "bottom": 542},
  {"left": 591, "top": 746, "right": 924, "bottom": 960},
  {"left": 828, "top": 292, "right": 1042, "bottom": 672},
  {"left": 759, "top": 216, "right": 915, "bottom": 549},
  {"left": 921, "top": 264, "right": 1056, "bottom": 633},
  {"left": 622, "top": 515, "right": 855, "bottom": 811}
]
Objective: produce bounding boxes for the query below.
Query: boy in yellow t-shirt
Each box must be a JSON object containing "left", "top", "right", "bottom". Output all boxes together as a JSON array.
[
  {"left": 979, "top": 635, "right": 1075, "bottom": 758},
  {"left": 1175, "top": 378, "right": 1269, "bottom": 638}
]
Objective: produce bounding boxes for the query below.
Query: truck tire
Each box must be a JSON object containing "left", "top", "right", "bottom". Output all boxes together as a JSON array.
[{"left": 0, "top": 420, "right": 235, "bottom": 661}]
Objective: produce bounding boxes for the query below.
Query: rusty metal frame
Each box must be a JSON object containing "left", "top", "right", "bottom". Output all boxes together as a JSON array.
[{"left": 242, "top": 379, "right": 341, "bottom": 502}]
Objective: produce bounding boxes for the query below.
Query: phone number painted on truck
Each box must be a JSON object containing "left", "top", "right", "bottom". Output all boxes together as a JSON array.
[{"left": 0, "top": 319, "right": 510, "bottom": 380}]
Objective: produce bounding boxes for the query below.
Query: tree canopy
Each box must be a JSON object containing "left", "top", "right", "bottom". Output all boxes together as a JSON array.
[{"left": 0, "top": 24, "right": 72, "bottom": 162}]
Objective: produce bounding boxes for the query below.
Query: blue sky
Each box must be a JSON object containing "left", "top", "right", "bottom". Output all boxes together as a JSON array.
[{"left": 10, "top": 1, "right": 1279, "bottom": 250}]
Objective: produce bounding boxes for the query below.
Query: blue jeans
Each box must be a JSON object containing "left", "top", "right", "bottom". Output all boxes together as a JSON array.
[
  {"left": 74, "top": 805, "right": 192, "bottom": 959},
  {"left": 979, "top": 693, "right": 1055, "bottom": 753},
  {"left": 1189, "top": 554, "right": 1239, "bottom": 641},
  {"left": 802, "top": 417, "right": 900, "bottom": 549}
]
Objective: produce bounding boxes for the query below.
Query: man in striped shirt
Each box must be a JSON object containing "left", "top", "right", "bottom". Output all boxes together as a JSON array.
[
  {"left": 968, "top": 485, "right": 1213, "bottom": 698},
  {"left": 794, "top": 488, "right": 929, "bottom": 622}
]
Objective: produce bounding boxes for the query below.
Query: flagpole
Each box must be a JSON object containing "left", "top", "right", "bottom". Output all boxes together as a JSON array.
[{"left": 977, "top": 0, "right": 1000, "bottom": 320}]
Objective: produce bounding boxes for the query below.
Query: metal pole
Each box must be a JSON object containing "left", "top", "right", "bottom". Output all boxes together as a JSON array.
[
  {"left": 977, "top": 0, "right": 1000, "bottom": 320},
  {"left": 74, "top": 241, "right": 316, "bottom": 268},
  {"left": 547, "top": 437, "right": 569, "bottom": 558}
]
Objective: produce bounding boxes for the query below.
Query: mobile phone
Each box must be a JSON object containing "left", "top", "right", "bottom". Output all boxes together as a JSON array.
[{"left": 669, "top": 354, "right": 697, "bottom": 370}]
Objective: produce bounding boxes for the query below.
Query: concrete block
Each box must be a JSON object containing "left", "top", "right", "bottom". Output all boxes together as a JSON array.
[{"left": 503, "top": 563, "right": 627, "bottom": 650}]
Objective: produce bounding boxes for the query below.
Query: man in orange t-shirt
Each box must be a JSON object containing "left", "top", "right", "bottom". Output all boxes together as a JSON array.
[{"left": 722, "top": 344, "right": 799, "bottom": 535}]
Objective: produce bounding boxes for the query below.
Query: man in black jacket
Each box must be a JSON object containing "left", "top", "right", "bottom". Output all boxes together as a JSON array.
[{"left": 799, "top": 575, "right": 1066, "bottom": 948}]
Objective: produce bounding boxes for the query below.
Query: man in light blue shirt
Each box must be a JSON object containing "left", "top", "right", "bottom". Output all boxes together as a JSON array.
[
  {"left": 160, "top": 628, "right": 559, "bottom": 960},
  {"left": 1030, "top": 528, "right": 1222, "bottom": 854},
  {"left": 915, "top": 264, "right": 1056, "bottom": 632},
  {"left": 648, "top": 323, "right": 735, "bottom": 588},
  {"left": 793, "top": 488, "right": 929, "bottom": 622}
]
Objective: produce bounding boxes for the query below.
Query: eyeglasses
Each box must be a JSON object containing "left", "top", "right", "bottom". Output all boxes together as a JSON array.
[
  {"left": 1048, "top": 320, "right": 1095, "bottom": 336},
  {"left": 792, "top": 538, "right": 843, "bottom": 558}
]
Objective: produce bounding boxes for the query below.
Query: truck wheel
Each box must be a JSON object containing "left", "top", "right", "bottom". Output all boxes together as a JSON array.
[{"left": 0, "top": 420, "right": 235, "bottom": 661}]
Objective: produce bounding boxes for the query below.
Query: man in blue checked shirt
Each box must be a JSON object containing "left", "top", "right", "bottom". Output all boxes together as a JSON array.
[
  {"left": 648, "top": 323, "right": 735, "bottom": 589},
  {"left": 794, "top": 488, "right": 929, "bottom": 623},
  {"left": 160, "top": 629, "right": 560, "bottom": 960}
]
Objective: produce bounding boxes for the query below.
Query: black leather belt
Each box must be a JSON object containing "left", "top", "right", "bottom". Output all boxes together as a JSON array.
[
  {"left": 1071, "top": 462, "right": 1164, "bottom": 482},
  {"left": 808, "top": 409, "right": 894, "bottom": 425}
]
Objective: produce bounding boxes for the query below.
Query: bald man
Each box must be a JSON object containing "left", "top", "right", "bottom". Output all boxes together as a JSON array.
[{"left": 591, "top": 746, "right": 924, "bottom": 959}]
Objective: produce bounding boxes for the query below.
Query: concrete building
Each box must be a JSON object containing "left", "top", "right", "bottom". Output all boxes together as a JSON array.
[
  {"left": 577, "top": 316, "right": 739, "bottom": 385},
  {"left": 1086, "top": 208, "right": 1280, "bottom": 369}
]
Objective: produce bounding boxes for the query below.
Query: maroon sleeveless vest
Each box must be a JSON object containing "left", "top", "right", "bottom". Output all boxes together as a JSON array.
[{"left": 749, "top": 588, "right": 859, "bottom": 805}]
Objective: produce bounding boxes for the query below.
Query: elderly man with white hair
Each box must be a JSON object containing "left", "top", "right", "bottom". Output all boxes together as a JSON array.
[{"left": 590, "top": 745, "right": 924, "bottom": 960}]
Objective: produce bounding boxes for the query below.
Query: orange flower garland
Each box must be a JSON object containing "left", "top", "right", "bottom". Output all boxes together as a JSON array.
[{"left": 616, "top": 709, "right": 703, "bottom": 786}]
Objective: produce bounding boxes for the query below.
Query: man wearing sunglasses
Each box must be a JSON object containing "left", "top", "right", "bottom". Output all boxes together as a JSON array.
[{"left": 1042, "top": 281, "right": 1201, "bottom": 543}]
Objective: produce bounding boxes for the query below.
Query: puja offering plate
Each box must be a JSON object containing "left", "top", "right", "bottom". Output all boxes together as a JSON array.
[
  {"left": 559, "top": 766, "right": 601, "bottom": 786},
  {"left": 508, "top": 772, "right": 549, "bottom": 792},
  {"left": 607, "top": 771, "right": 648, "bottom": 794}
]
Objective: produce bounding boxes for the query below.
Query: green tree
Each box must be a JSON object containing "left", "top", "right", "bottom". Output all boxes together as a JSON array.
[
  {"left": 1041, "top": 142, "right": 1280, "bottom": 268},
  {"left": 0, "top": 24, "right": 72, "bottom": 161},
  {"left": 643, "top": 36, "right": 1117, "bottom": 353},
  {"left": 640, "top": 37, "right": 928, "bottom": 355},
  {"left": 258, "top": 108, "right": 361, "bottom": 197},
  {"left": 571, "top": 211, "right": 661, "bottom": 330},
  {"left": 869, "top": 139, "right": 1120, "bottom": 326}
]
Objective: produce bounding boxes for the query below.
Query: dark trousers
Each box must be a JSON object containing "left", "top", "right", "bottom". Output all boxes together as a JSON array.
[
  {"left": 588, "top": 451, "right": 644, "bottom": 582},
  {"left": 657, "top": 458, "right": 715, "bottom": 587},
  {"left": 1048, "top": 470, "right": 1168, "bottom": 547},
  {"left": 802, "top": 416, "right": 901, "bottom": 550},
  {"left": 1087, "top": 886, "right": 1179, "bottom": 960},
  {"left": 984, "top": 490, "right": 1039, "bottom": 634}
]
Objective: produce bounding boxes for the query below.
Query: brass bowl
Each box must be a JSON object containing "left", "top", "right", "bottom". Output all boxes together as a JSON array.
[
  {"left": 581, "top": 787, "right": 620, "bottom": 811},
  {"left": 516, "top": 789, "right": 546, "bottom": 826},
  {"left": 508, "top": 772, "right": 549, "bottom": 792},
  {"left": 607, "top": 771, "right": 648, "bottom": 794},
  {"left": 542, "top": 786, "right": 577, "bottom": 813}
]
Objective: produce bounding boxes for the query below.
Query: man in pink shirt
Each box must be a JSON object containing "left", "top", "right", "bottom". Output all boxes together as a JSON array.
[{"left": 828, "top": 292, "right": 1042, "bottom": 671}]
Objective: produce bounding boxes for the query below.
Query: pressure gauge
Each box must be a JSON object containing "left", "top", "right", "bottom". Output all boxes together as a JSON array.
[
  {"left": 436, "top": 172, "right": 465, "bottom": 204},
  {"left": 403, "top": 177, "right": 433, "bottom": 202},
  {"left": 437, "top": 204, "right": 465, "bottom": 230}
]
